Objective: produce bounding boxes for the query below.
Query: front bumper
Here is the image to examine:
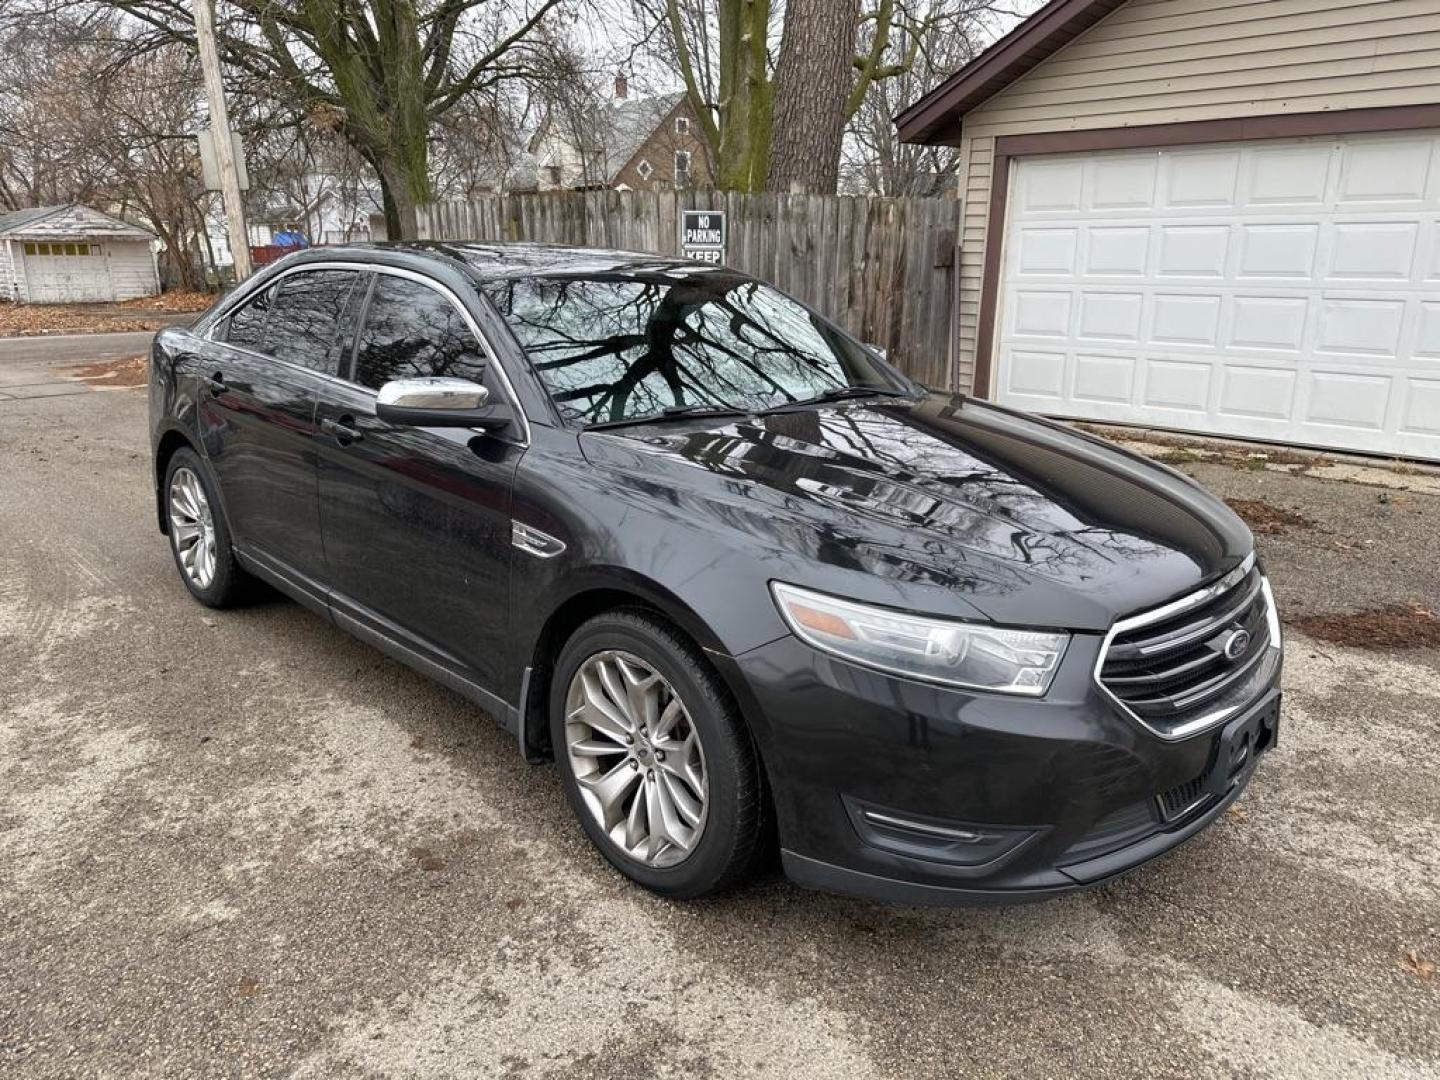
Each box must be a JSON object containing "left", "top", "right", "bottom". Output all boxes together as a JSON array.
[{"left": 722, "top": 632, "right": 1281, "bottom": 905}]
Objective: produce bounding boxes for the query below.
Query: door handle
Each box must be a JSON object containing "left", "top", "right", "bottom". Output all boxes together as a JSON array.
[
  {"left": 321, "top": 416, "right": 364, "bottom": 445},
  {"left": 205, "top": 372, "right": 227, "bottom": 396}
]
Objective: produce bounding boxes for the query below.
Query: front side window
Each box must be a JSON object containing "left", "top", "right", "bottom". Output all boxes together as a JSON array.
[
  {"left": 223, "top": 284, "right": 274, "bottom": 352},
  {"left": 262, "top": 269, "right": 360, "bottom": 374},
  {"left": 481, "top": 271, "right": 894, "bottom": 426},
  {"left": 353, "top": 275, "right": 488, "bottom": 391}
]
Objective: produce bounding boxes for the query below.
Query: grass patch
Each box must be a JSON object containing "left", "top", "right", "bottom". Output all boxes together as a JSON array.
[{"left": 1154, "top": 447, "right": 1203, "bottom": 465}]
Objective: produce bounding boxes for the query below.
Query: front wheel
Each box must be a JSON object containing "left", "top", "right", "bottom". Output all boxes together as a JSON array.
[
  {"left": 550, "top": 610, "right": 767, "bottom": 898},
  {"left": 163, "top": 447, "right": 251, "bottom": 608}
]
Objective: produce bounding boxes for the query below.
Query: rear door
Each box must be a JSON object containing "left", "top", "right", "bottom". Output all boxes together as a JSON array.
[
  {"left": 315, "top": 270, "right": 522, "bottom": 693},
  {"left": 199, "top": 266, "right": 364, "bottom": 584}
]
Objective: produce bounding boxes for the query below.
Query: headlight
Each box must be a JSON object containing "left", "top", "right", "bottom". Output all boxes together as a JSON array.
[{"left": 770, "top": 582, "right": 1069, "bottom": 696}]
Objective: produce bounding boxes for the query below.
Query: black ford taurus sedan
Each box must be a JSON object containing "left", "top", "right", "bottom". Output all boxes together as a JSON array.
[{"left": 148, "top": 243, "right": 1281, "bottom": 904}]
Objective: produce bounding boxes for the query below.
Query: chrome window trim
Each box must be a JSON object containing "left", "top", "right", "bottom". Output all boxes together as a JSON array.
[
  {"left": 1093, "top": 552, "right": 1280, "bottom": 742},
  {"left": 203, "top": 260, "right": 531, "bottom": 447}
]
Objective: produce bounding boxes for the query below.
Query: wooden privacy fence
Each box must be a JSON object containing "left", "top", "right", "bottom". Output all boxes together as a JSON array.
[{"left": 418, "top": 190, "right": 961, "bottom": 388}]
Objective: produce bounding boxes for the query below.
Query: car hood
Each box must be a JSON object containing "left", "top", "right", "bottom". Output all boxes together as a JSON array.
[{"left": 578, "top": 394, "right": 1253, "bottom": 632}]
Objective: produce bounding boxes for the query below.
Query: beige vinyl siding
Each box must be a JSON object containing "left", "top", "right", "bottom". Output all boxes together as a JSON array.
[
  {"left": 955, "top": 136, "right": 994, "bottom": 373},
  {"left": 952, "top": 0, "right": 1440, "bottom": 392}
]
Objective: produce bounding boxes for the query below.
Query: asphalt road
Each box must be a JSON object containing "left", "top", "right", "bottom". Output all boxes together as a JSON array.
[
  {"left": 0, "top": 331, "right": 159, "bottom": 403},
  {"left": 2, "top": 374, "right": 1438, "bottom": 1079},
  {"left": 0, "top": 329, "right": 161, "bottom": 364}
]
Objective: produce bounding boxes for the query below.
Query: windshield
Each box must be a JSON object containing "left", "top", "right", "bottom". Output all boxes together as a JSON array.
[{"left": 480, "top": 269, "right": 901, "bottom": 426}]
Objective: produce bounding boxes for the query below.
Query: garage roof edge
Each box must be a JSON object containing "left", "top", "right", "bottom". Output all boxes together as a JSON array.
[
  {"left": 0, "top": 204, "right": 156, "bottom": 240},
  {"left": 893, "top": 0, "right": 1128, "bottom": 146}
]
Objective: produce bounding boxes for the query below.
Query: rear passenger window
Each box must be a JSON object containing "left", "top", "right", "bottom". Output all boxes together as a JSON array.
[
  {"left": 262, "top": 269, "right": 361, "bottom": 375},
  {"left": 223, "top": 285, "right": 273, "bottom": 352},
  {"left": 352, "top": 275, "right": 488, "bottom": 390}
]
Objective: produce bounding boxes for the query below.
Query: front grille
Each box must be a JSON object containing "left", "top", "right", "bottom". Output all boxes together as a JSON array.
[
  {"left": 1157, "top": 775, "right": 1209, "bottom": 821},
  {"left": 1100, "top": 560, "right": 1272, "bottom": 737}
]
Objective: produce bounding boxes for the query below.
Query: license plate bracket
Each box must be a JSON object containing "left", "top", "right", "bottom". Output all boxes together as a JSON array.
[{"left": 1204, "top": 692, "right": 1281, "bottom": 798}]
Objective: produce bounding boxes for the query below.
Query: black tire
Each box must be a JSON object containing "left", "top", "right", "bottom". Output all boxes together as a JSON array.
[
  {"left": 162, "top": 447, "right": 252, "bottom": 609},
  {"left": 550, "top": 609, "right": 767, "bottom": 899}
]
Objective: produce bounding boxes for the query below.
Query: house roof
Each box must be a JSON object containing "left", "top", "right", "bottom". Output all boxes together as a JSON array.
[
  {"left": 894, "top": 0, "right": 1128, "bottom": 146},
  {"left": 0, "top": 203, "right": 156, "bottom": 240},
  {"left": 601, "top": 92, "right": 686, "bottom": 182},
  {"left": 0, "top": 206, "right": 64, "bottom": 235}
]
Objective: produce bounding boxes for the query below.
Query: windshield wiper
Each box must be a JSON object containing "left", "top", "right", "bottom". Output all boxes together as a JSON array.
[
  {"left": 759, "top": 385, "right": 914, "bottom": 414},
  {"left": 584, "top": 403, "right": 753, "bottom": 431}
]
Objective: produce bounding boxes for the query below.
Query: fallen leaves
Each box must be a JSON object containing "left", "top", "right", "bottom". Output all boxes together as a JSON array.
[
  {"left": 1225, "top": 804, "right": 1249, "bottom": 823},
  {"left": 1224, "top": 498, "right": 1315, "bottom": 536},
  {"left": 1291, "top": 603, "right": 1440, "bottom": 650},
  {"left": 65, "top": 355, "right": 148, "bottom": 387},
  {"left": 408, "top": 846, "right": 446, "bottom": 873},
  {"left": 1401, "top": 949, "right": 1436, "bottom": 981},
  {"left": 0, "top": 292, "right": 210, "bottom": 337},
  {"left": 117, "top": 290, "right": 213, "bottom": 313},
  {"left": 236, "top": 975, "right": 262, "bottom": 998}
]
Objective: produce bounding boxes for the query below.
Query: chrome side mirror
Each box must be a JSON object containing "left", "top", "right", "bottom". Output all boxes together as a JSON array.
[{"left": 375, "top": 377, "right": 508, "bottom": 430}]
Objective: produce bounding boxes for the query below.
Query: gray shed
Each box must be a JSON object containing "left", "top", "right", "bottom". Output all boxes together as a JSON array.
[{"left": 0, "top": 204, "right": 159, "bottom": 303}]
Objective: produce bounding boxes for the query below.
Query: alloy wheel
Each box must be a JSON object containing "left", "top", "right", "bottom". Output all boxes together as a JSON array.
[
  {"left": 564, "top": 650, "right": 709, "bottom": 868},
  {"left": 169, "top": 466, "right": 217, "bottom": 589}
]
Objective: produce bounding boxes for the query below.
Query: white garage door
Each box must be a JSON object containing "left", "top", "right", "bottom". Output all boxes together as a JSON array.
[
  {"left": 994, "top": 131, "right": 1440, "bottom": 460},
  {"left": 23, "top": 241, "right": 113, "bottom": 302}
]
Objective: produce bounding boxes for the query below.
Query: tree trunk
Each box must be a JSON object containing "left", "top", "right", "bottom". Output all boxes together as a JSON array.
[
  {"left": 374, "top": 153, "right": 422, "bottom": 241},
  {"left": 361, "top": 139, "right": 422, "bottom": 241},
  {"left": 714, "top": 0, "right": 773, "bottom": 192},
  {"left": 766, "top": 0, "right": 857, "bottom": 194}
]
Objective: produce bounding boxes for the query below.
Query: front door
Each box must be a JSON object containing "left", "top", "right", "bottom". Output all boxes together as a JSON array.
[
  {"left": 315, "top": 271, "right": 521, "bottom": 693},
  {"left": 199, "top": 267, "right": 364, "bottom": 584}
]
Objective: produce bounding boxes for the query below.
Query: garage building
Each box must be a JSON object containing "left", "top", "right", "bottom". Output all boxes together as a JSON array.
[
  {"left": 0, "top": 204, "right": 159, "bottom": 304},
  {"left": 897, "top": 0, "right": 1440, "bottom": 460}
]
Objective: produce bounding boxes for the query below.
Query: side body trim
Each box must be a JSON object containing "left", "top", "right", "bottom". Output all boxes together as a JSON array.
[{"left": 236, "top": 544, "right": 521, "bottom": 739}]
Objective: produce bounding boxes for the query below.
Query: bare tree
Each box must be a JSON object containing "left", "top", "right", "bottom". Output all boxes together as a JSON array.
[
  {"left": 0, "top": 11, "right": 112, "bottom": 209},
  {"left": 69, "top": 0, "right": 569, "bottom": 239},
  {"left": 621, "top": 0, "right": 1008, "bottom": 194},
  {"left": 843, "top": 0, "right": 1010, "bottom": 196},
  {"left": 0, "top": 9, "right": 218, "bottom": 287},
  {"left": 86, "top": 45, "right": 216, "bottom": 289}
]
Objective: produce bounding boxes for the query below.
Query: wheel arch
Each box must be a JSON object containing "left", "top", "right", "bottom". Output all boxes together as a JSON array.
[
  {"left": 153, "top": 425, "right": 199, "bottom": 535},
  {"left": 517, "top": 571, "right": 752, "bottom": 764}
]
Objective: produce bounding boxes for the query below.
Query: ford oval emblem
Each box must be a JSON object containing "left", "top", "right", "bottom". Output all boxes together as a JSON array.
[{"left": 1222, "top": 628, "right": 1251, "bottom": 661}]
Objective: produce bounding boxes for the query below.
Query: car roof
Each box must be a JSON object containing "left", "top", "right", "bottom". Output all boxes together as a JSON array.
[{"left": 298, "top": 241, "right": 715, "bottom": 282}]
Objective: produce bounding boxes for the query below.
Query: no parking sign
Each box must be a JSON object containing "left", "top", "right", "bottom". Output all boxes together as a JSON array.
[{"left": 680, "top": 211, "right": 726, "bottom": 264}]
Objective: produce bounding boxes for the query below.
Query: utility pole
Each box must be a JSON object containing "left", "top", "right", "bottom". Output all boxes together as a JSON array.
[{"left": 193, "top": 0, "right": 251, "bottom": 280}]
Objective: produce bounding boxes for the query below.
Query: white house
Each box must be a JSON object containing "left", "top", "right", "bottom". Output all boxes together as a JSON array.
[{"left": 0, "top": 204, "right": 159, "bottom": 303}]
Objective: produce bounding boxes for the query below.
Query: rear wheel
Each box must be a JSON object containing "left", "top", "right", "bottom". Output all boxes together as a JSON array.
[
  {"left": 550, "top": 610, "right": 765, "bottom": 898},
  {"left": 163, "top": 447, "right": 251, "bottom": 608}
]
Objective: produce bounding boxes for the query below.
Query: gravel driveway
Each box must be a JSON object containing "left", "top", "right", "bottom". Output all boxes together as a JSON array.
[{"left": 2, "top": 374, "right": 1437, "bottom": 1079}]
